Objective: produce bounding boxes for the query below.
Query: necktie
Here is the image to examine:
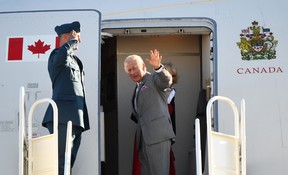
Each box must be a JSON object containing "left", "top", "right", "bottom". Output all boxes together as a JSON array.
[{"left": 134, "top": 83, "right": 141, "bottom": 112}]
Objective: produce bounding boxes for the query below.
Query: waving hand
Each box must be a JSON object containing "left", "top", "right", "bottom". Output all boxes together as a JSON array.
[{"left": 146, "top": 49, "right": 163, "bottom": 69}]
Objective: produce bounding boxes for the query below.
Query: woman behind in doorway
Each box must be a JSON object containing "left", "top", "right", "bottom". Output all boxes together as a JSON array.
[
  {"left": 163, "top": 62, "right": 178, "bottom": 175},
  {"left": 163, "top": 62, "right": 178, "bottom": 135}
]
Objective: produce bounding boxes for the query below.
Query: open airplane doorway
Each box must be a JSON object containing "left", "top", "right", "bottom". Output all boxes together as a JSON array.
[{"left": 100, "top": 18, "right": 216, "bottom": 175}]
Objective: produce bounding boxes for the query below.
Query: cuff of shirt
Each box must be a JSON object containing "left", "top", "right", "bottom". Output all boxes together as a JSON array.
[{"left": 154, "top": 64, "right": 164, "bottom": 73}]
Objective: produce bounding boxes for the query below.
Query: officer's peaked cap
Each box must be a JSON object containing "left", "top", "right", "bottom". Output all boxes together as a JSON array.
[{"left": 55, "top": 21, "right": 81, "bottom": 36}]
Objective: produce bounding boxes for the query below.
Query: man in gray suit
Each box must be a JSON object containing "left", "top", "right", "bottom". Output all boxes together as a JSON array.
[
  {"left": 42, "top": 21, "right": 89, "bottom": 175},
  {"left": 124, "top": 49, "right": 176, "bottom": 175}
]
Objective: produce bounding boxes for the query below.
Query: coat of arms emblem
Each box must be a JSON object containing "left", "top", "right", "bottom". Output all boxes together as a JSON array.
[{"left": 237, "top": 21, "right": 278, "bottom": 60}]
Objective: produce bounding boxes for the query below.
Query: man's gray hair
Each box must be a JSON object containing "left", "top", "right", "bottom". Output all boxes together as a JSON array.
[{"left": 124, "top": 55, "right": 145, "bottom": 72}]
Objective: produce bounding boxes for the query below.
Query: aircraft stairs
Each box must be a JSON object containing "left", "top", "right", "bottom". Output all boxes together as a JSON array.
[
  {"left": 19, "top": 86, "right": 73, "bottom": 175},
  {"left": 195, "top": 96, "right": 247, "bottom": 175}
]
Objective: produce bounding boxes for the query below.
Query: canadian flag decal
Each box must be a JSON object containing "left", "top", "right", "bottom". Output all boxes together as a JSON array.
[
  {"left": 28, "top": 39, "right": 51, "bottom": 58},
  {"left": 7, "top": 38, "right": 24, "bottom": 61},
  {"left": 7, "top": 35, "right": 59, "bottom": 62}
]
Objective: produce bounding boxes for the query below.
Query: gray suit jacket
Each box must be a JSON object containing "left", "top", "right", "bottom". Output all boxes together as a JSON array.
[
  {"left": 42, "top": 40, "right": 90, "bottom": 131},
  {"left": 132, "top": 68, "right": 175, "bottom": 145}
]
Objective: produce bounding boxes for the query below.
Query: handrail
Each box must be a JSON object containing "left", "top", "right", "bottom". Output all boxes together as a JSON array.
[
  {"left": 27, "top": 98, "right": 58, "bottom": 140},
  {"left": 18, "top": 86, "right": 26, "bottom": 175},
  {"left": 206, "top": 96, "right": 239, "bottom": 137},
  {"left": 27, "top": 98, "right": 58, "bottom": 175},
  {"left": 195, "top": 118, "right": 202, "bottom": 175},
  {"left": 64, "top": 121, "right": 73, "bottom": 175},
  {"left": 240, "top": 99, "right": 246, "bottom": 175},
  {"left": 206, "top": 96, "right": 241, "bottom": 175}
]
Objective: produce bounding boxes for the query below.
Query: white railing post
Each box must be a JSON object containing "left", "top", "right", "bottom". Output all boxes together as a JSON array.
[
  {"left": 195, "top": 118, "right": 202, "bottom": 175},
  {"left": 64, "top": 121, "right": 73, "bottom": 175},
  {"left": 240, "top": 99, "right": 246, "bottom": 175},
  {"left": 19, "top": 86, "right": 27, "bottom": 175}
]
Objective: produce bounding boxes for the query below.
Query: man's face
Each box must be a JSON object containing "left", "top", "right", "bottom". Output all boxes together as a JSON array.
[
  {"left": 125, "top": 60, "right": 146, "bottom": 83},
  {"left": 74, "top": 32, "right": 81, "bottom": 43},
  {"left": 60, "top": 31, "right": 81, "bottom": 45}
]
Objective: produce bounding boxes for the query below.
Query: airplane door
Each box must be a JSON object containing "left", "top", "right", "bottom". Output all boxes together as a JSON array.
[{"left": 0, "top": 10, "right": 101, "bottom": 175}]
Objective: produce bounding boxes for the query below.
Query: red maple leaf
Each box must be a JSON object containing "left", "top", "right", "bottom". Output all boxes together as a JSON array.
[{"left": 28, "top": 39, "right": 51, "bottom": 58}]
